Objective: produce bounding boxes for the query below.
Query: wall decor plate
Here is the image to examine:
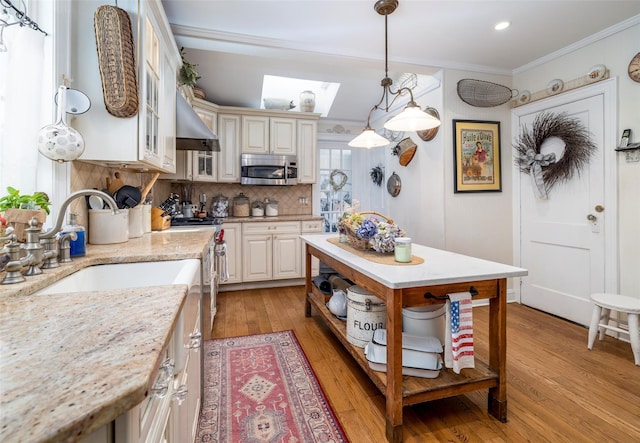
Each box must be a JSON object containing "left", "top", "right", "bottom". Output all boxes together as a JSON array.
[
  {"left": 387, "top": 172, "right": 401, "bottom": 197},
  {"left": 416, "top": 107, "right": 440, "bottom": 141}
]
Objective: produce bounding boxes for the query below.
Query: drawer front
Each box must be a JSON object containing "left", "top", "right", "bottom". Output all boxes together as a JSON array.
[
  {"left": 301, "top": 220, "right": 323, "bottom": 232},
  {"left": 243, "top": 221, "right": 300, "bottom": 235}
]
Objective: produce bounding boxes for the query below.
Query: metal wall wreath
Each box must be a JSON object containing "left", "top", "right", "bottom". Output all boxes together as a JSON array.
[{"left": 514, "top": 112, "right": 596, "bottom": 199}]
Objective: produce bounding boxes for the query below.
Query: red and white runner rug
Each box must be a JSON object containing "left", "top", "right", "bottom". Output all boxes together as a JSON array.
[{"left": 197, "top": 330, "right": 348, "bottom": 443}]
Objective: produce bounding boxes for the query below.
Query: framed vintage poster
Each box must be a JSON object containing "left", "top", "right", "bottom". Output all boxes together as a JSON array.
[{"left": 453, "top": 120, "right": 502, "bottom": 192}]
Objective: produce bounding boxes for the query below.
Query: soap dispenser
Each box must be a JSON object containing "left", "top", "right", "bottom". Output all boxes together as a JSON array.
[{"left": 62, "top": 213, "right": 86, "bottom": 257}]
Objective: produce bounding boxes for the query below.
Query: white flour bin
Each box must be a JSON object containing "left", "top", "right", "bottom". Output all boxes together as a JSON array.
[
  {"left": 346, "top": 286, "right": 386, "bottom": 348},
  {"left": 402, "top": 304, "right": 446, "bottom": 344}
]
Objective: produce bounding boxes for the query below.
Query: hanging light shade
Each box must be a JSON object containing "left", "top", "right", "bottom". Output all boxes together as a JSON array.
[
  {"left": 384, "top": 103, "right": 441, "bottom": 132},
  {"left": 349, "top": 0, "right": 440, "bottom": 147},
  {"left": 348, "top": 127, "right": 390, "bottom": 148}
]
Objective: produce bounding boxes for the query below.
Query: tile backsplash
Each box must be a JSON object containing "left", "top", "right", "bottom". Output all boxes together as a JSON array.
[{"left": 70, "top": 162, "right": 312, "bottom": 220}]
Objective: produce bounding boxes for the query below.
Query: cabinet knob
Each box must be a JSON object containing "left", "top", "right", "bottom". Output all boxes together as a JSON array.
[
  {"left": 185, "top": 331, "right": 202, "bottom": 351},
  {"left": 172, "top": 384, "right": 188, "bottom": 405}
]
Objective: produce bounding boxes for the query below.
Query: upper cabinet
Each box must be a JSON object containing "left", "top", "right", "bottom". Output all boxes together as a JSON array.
[
  {"left": 241, "top": 116, "right": 297, "bottom": 155},
  {"left": 72, "top": 0, "right": 180, "bottom": 172},
  {"left": 163, "top": 101, "right": 319, "bottom": 183}
]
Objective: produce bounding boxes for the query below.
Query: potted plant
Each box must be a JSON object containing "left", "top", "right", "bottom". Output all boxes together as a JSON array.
[
  {"left": 179, "top": 47, "right": 201, "bottom": 88},
  {"left": 0, "top": 187, "right": 51, "bottom": 241}
]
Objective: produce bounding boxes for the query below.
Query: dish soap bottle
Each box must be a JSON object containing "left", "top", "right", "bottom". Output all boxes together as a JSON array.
[{"left": 62, "top": 213, "right": 86, "bottom": 257}]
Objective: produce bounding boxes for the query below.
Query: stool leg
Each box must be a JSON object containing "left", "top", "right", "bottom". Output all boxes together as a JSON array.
[
  {"left": 599, "top": 308, "right": 611, "bottom": 340},
  {"left": 588, "top": 305, "right": 602, "bottom": 350},
  {"left": 627, "top": 313, "right": 639, "bottom": 366}
]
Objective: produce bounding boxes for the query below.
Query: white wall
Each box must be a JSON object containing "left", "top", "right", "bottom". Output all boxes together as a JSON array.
[
  {"left": 440, "top": 70, "right": 514, "bottom": 266},
  {"left": 513, "top": 22, "right": 640, "bottom": 296}
]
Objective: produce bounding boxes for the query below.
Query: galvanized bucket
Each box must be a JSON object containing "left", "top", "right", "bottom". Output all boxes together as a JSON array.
[{"left": 346, "top": 285, "right": 386, "bottom": 348}]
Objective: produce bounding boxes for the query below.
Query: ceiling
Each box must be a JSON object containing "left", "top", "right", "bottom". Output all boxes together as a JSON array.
[{"left": 161, "top": 0, "right": 640, "bottom": 124}]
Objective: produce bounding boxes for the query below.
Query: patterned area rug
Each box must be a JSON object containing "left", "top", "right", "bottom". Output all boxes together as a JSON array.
[{"left": 196, "top": 330, "right": 348, "bottom": 443}]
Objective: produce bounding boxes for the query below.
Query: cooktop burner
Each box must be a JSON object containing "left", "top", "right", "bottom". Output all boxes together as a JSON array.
[{"left": 170, "top": 216, "right": 224, "bottom": 227}]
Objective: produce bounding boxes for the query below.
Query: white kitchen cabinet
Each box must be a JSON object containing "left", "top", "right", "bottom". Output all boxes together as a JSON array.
[
  {"left": 162, "top": 150, "right": 192, "bottom": 180},
  {"left": 241, "top": 116, "right": 296, "bottom": 155},
  {"left": 218, "top": 114, "right": 242, "bottom": 182},
  {"left": 161, "top": 104, "right": 219, "bottom": 181},
  {"left": 73, "top": 0, "right": 180, "bottom": 173},
  {"left": 221, "top": 222, "right": 243, "bottom": 284},
  {"left": 269, "top": 117, "right": 297, "bottom": 155},
  {"left": 242, "top": 222, "right": 301, "bottom": 282},
  {"left": 296, "top": 119, "right": 318, "bottom": 183},
  {"left": 301, "top": 219, "right": 323, "bottom": 276},
  {"left": 191, "top": 108, "right": 218, "bottom": 181}
]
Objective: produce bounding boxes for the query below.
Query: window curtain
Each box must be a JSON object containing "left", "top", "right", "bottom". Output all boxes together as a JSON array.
[{"left": 0, "top": 14, "right": 46, "bottom": 196}]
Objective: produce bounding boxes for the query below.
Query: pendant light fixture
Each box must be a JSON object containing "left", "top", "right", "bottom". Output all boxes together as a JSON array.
[{"left": 349, "top": 0, "right": 440, "bottom": 148}]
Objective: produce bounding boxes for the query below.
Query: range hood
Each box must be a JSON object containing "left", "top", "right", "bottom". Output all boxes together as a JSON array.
[{"left": 176, "top": 92, "right": 220, "bottom": 151}]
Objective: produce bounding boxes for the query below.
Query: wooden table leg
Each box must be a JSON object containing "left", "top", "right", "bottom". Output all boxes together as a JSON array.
[
  {"left": 385, "top": 289, "right": 404, "bottom": 442},
  {"left": 488, "top": 278, "right": 508, "bottom": 422}
]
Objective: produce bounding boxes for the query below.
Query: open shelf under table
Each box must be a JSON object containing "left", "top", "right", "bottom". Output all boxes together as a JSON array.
[{"left": 307, "top": 287, "right": 499, "bottom": 406}]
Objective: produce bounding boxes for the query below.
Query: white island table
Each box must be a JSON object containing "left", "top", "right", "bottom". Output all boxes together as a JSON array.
[{"left": 300, "top": 234, "right": 528, "bottom": 443}]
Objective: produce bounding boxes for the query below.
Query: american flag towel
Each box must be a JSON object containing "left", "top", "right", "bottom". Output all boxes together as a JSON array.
[{"left": 444, "top": 291, "right": 475, "bottom": 374}]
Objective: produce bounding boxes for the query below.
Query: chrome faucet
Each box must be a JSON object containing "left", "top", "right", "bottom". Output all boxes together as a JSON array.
[
  {"left": 1, "top": 190, "right": 120, "bottom": 284},
  {"left": 39, "top": 189, "right": 119, "bottom": 269}
]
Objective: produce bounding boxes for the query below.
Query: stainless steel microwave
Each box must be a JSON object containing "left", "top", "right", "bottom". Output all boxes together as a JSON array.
[{"left": 241, "top": 154, "right": 298, "bottom": 186}]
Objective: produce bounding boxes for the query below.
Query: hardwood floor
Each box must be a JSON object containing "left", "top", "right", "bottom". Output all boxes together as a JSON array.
[{"left": 212, "top": 286, "right": 640, "bottom": 442}]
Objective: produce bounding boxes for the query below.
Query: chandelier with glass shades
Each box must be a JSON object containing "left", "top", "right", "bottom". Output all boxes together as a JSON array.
[{"left": 349, "top": 0, "right": 441, "bottom": 148}]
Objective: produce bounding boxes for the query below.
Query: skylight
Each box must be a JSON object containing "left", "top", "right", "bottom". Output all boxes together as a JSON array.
[{"left": 260, "top": 75, "right": 340, "bottom": 117}]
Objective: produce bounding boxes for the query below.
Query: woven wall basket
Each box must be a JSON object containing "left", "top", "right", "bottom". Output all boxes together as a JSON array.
[{"left": 94, "top": 5, "right": 139, "bottom": 118}]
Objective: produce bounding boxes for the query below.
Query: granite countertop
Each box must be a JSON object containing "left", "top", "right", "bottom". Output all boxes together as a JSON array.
[
  {"left": 301, "top": 233, "right": 528, "bottom": 289},
  {"left": 0, "top": 228, "right": 215, "bottom": 443},
  {"left": 0, "top": 228, "right": 215, "bottom": 298}
]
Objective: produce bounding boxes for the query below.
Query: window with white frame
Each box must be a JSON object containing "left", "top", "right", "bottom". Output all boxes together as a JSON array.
[
  {"left": 0, "top": 0, "right": 59, "bottom": 217},
  {"left": 318, "top": 147, "right": 352, "bottom": 233}
]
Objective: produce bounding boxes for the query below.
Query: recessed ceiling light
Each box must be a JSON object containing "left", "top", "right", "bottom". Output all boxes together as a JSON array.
[{"left": 494, "top": 21, "right": 511, "bottom": 31}]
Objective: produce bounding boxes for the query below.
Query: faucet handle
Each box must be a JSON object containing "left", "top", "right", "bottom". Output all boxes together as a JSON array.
[{"left": 1, "top": 226, "right": 16, "bottom": 244}]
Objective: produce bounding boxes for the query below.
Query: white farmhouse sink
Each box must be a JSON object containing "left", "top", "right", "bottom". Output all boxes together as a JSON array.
[{"left": 36, "top": 259, "right": 201, "bottom": 295}]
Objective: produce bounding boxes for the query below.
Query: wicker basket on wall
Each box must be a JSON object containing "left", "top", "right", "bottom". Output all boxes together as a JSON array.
[{"left": 94, "top": 5, "right": 139, "bottom": 118}]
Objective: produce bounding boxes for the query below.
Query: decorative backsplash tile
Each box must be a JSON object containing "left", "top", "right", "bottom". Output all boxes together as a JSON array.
[{"left": 69, "top": 162, "right": 312, "bottom": 219}]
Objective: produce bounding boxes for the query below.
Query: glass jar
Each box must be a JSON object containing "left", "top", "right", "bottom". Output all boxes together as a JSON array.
[
  {"left": 265, "top": 198, "right": 278, "bottom": 216},
  {"left": 233, "top": 192, "right": 250, "bottom": 217},
  {"left": 211, "top": 193, "right": 229, "bottom": 218},
  {"left": 251, "top": 200, "right": 265, "bottom": 217},
  {"left": 394, "top": 237, "right": 412, "bottom": 263}
]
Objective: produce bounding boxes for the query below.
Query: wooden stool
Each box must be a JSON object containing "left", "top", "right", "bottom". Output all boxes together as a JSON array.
[{"left": 587, "top": 293, "right": 640, "bottom": 366}]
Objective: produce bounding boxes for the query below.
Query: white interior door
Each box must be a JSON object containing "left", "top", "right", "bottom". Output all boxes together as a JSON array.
[{"left": 513, "top": 81, "right": 616, "bottom": 326}]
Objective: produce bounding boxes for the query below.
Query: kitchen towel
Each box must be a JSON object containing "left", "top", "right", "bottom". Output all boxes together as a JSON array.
[{"left": 444, "top": 291, "right": 475, "bottom": 374}]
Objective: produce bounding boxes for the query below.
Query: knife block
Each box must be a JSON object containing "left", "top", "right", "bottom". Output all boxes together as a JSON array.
[{"left": 151, "top": 207, "right": 170, "bottom": 231}]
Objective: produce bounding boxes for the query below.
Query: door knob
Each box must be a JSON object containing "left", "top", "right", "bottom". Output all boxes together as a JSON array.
[
  {"left": 587, "top": 214, "right": 597, "bottom": 221},
  {"left": 595, "top": 205, "right": 604, "bottom": 213}
]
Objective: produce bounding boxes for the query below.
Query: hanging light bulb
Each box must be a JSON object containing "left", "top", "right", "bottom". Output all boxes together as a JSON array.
[{"left": 349, "top": 0, "right": 440, "bottom": 148}]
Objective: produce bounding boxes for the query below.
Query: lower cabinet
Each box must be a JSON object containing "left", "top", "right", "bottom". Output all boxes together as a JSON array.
[
  {"left": 242, "top": 222, "right": 301, "bottom": 282},
  {"left": 221, "top": 222, "right": 242, "bottom": 284},
  {"left": 301, "top": 219, "right": 323, "bottom": 277},
  {"left": 83, "top": 284, "right": 202, "bottom": 443}
]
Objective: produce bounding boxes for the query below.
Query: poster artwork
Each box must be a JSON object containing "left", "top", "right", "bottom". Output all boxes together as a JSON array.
[{"left": 460, "top": 129, "right": 495, "bottom": 185}]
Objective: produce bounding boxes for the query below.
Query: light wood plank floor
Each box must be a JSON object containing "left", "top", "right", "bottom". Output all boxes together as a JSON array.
[{"left": 212, "top": 286, "right": 640, "bottom": 442}]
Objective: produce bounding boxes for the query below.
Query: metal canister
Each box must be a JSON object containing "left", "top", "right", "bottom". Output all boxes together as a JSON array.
[{"left": 346, "top": 285, "right": 386, "bottom": 348}]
